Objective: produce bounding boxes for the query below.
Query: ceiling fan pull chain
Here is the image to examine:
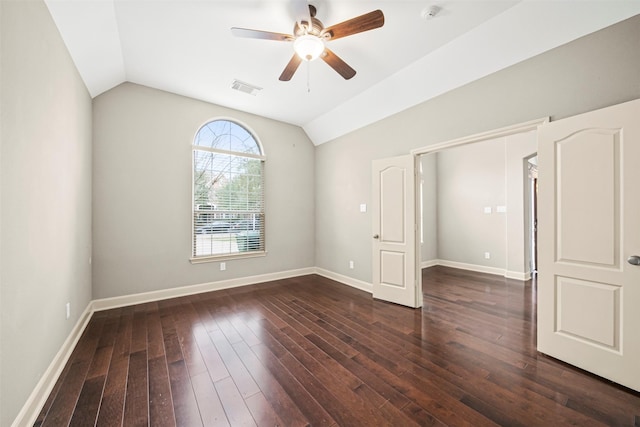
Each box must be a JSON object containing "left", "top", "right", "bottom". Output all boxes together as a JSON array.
[{"left": 307, "top": 61, "right": 311, "bottom": 93}]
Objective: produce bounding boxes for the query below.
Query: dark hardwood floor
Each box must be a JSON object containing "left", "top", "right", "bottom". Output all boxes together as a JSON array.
[{"left": 35, "top": 266, "right": 640, "bottom": 426}]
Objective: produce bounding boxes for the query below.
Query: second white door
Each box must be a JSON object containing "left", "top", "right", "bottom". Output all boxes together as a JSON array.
[{"left": 372, "top": 155, "right": 421, "bottom": 308}]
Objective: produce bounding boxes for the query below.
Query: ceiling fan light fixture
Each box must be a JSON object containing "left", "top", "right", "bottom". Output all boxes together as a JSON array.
[{"left": 293, "top": 34, "right": 324, "bottom": 61}]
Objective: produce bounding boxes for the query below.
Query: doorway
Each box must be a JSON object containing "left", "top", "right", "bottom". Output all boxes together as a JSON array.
[{"left": 414, "top": 120, "right": 545, "bottom": 281}]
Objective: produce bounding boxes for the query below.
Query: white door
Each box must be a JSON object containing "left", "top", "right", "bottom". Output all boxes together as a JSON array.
[
  {"left": 372, "top": 155, "right": 421, "bottom": 308},
  {"left": 537, "top": 98, "right": 640, "bottom": 392}
]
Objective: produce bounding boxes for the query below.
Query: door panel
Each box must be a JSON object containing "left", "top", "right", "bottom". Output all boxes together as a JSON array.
[
  {"left": 556, "top": 277, "right": 619, "bottom": 350},
  {"left": 372, "top": 155, "right": 421, "bottom": 308},
  {"left": 538, "top": 98, "right": 640, "bottom": 391},
  {"left": 556, "top": 129, "right": 619, "bottom": 266}
]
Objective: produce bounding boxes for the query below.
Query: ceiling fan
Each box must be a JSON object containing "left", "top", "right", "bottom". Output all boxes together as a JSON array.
[{"left": 231, "top": 1, "right": 384, "bottom": 81}]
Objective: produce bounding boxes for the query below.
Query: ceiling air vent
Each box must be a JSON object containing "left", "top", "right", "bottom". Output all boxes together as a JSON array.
[{"left": 231, "top": 79, "right": 262, "bottom": 96}]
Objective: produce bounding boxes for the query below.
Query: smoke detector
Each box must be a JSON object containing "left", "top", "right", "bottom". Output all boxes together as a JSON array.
[{"left": 421, "top": 5, "right": 441, "bottom": 20}]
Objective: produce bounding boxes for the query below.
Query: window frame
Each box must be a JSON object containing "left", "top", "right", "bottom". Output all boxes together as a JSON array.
[{"left": 190, "top": 118, "right": 266, "bottom": 264}]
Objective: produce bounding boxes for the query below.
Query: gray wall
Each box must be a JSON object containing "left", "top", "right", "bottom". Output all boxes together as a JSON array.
[
  {"left": 420, "top": 153, "right": 438, "bottom": 263},
  {"left": 0, "top": 1, "right": 93, "bottom": 425},
  {"left": 92, "top": 83, "right": 315, "bottom": 299},
  {"left": 436, "top": 138, "right": 508, "bottom": 269},
  {"left": 315, "top": 14, "right": 640, "bottom": 284}
]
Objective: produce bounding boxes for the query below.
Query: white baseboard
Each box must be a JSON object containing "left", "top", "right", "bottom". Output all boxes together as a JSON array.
[
  {"left": 434, "top": 259, "right": 506, "bottom": 276},
  {"left": 420, "top": 259, "right": 439, "bottom": 269},
  {"left": 424, "top": 259, "right": 530, "bottom": 281},
  {"left": 92, "top": 267, "right": 316, "bottom": 312},
  {"left": 314, "top": 267, "right": 373, "bottom": 294},
  {"left": 12, "top": 303, "right": 94, "bottom": 427},
  {"left": 505, "top": 270, "right": 532, "bottom": 281}
]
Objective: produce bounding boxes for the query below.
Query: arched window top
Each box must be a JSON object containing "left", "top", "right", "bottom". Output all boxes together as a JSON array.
[{"left": 194, "top": 119, "right": 263, "bottom": 157}]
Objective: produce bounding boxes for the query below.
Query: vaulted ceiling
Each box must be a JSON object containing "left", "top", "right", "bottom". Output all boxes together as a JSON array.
[{"left": 44, "top": 0, "right": 640, "bottom": 145}]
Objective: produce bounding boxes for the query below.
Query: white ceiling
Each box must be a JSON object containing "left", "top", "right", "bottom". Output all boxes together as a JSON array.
[{"left": 44, "top": 0, "right": 640, "bottom": 145}]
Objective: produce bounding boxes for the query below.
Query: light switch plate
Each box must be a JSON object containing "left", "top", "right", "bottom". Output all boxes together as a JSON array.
[{"left": 484, "top": 206, "right": 492, "bottom": 214}]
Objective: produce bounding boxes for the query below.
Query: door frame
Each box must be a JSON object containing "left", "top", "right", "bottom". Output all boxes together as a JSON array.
[{"left": 409, "top": 117, "right": 549, "bottom": 276}]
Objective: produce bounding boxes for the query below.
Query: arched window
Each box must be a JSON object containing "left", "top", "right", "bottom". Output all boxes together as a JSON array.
[{"left": 191, "top": 119, "right": 265, "bottom": 261}]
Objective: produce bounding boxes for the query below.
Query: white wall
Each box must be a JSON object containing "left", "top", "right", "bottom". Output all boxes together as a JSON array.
[
  {"left": 0, "top": 1, "right": 93, "bottom": 425},
  {"left": 92, "top": 83, "right": 315, "bottom": 299},
  {"left": 315, "top": 14, "right": 640, "bottom": 284}
]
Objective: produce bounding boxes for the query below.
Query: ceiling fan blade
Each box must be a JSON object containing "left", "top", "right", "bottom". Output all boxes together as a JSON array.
[
  {"left": 321, "top": 48, "right": 356, "bottom": 80},
  {"left": 279, "top": 54, "right": 303, "bottom": 81},
  {"left": 231, "top": 27, "right": 294, "bottom": 42},
  {"left": 291, "top": 0, "right": 311, "bottom": 26},
  {"left": 323, "top": 10, "right": 384, "bottom": 41}
]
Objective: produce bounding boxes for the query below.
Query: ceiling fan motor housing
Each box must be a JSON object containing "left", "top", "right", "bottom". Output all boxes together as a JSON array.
[{"left": 294, "top": 5, "right": 330, "bottom": 39}]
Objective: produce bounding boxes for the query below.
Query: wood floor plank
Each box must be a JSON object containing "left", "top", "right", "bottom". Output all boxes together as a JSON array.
[
  {"left": 39, "top": 317, "right": 106, "bottom": 426},
  {"left": 232, "top": 340, "right": 309, "bottom": 427},
  {"left": 148, "top": 356, "right": 176, "bottom": 427},
  {"left": 68, "top": 375, "right": 107, "bottom": 427},
  {"left": 213, "top": 376, "right": 256, "bottom": 427},
  {"left": 36, "top": 268, "right": 640, "bottom": 426},
  {"left": 249, "top": 342, "right": 335, "bottom": 426},
  {"left": 207, "top": 328, "right": 261, "bottom": 399},
  {"left": 244, "top": 392, "right": 286, "bottom": 427},
  {"left": 95, "top": 308, "right": 133, "bottom": 427},
  {"left": 122, "top": 350, "right": 149, "bottom": 426},
  {"left": 168, "top": 359, "right": 203, "bottom": 427},
  {"left": 192, "top": 322, "right": 230, "bottom": 383},
  {"left": 191, "top": 371, "right": 230, "bottom": 427}
]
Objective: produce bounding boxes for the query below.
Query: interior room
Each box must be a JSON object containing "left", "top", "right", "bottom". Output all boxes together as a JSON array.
[
  {"left": 2, "top": 1, "right": 640, "bottom": 425},
  {"left": 419, "top": 130, "right": 537, "bottom": 280}
]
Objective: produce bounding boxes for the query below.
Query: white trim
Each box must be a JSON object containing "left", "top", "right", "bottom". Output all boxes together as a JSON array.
[
  {"left": 92, "top": 267, "right": 315, "bottom": 311},
  {"left": 423, "top": 259, "right": 530, "bottom": 281},
  {"left": 505, "top": 270, "right": 532, "bottom": 281},
  {"left": 314, "top": 268, "right": 373, "bottom": 294},
  {"left": 411, "top": 117, "right": 549, "bottom": 156},
  {"left": 420, "top": 259, "right": 439, "bottom": 269},
  {"left": 190, "top": 250, "right": 267, "bottom": 264},
  {"left": 12, "top": 303, "right": 94, "bottom": 427},
  {"left": 435, "top": 259, "right": 506, "bottom": 277}
]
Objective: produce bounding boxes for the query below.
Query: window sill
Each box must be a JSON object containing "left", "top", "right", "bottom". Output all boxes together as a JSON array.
[{"left": 190, "top": 250, "right": 267, "bottom": 264}]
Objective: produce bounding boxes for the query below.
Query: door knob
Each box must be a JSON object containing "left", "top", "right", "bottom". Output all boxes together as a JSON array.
[
  {"left": 627, "top": 255, "right": 640, "bottom": 265},
  {"left": 373, "top": 234, "right": 379, "bottom": 239}
]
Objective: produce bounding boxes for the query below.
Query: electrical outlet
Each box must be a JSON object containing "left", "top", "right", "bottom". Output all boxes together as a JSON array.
[
  {"left": 359, "top": 204, "right": 367, "bottom": 213},
  {"left": 484, "top": 252, "right": 491, "bottom": 259},
  {"left": 349, "top": 260, "right": 354, "bottom": 269},
  {"left": 220, "top": 262, "right": 226, "bottom": 271},
  {"left": 484, "top": 207, "right": 492, "bottom": 214},
  {"left": 66, "top": 302, "right": 71, "bottom": 320}
]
